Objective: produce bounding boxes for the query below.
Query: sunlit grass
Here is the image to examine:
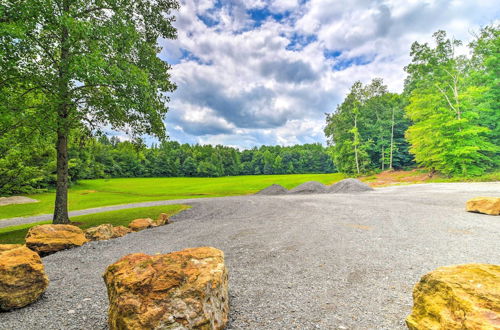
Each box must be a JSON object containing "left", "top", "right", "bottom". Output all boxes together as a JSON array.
[{"left": 0, "top": 173, "right": 346, "bottom": 219}]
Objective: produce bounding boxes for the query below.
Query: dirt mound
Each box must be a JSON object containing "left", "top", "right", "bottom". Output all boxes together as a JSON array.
[
  {"left": 289, "top": 181, "right": 328, "bottom": 194},
  {"left": 328, "top": 178, "right": 374, "bottom": 193},
  {"left": 255, "top": 184, "right": 289, "bottom": 195},
  {"left": 0, "top": 196, "right": 38, "bottom": 207}
]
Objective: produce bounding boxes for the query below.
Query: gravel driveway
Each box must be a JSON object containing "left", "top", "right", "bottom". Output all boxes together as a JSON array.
[{"left": 1, "top": 182, "right": 499, "bottom": 329}]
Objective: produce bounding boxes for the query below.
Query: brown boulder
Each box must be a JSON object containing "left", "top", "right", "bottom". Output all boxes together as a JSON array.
[
  {"left": 466, "top": 197, "right": 500, "bottom": 215},
  {"left": 0, "top": 244, "right": 23, "bottom": 252},
  {"left": 85, "top": 224, "right": 115, "bottom": 241},
  {"left": 103, "top": 247, "right": 229, "bottom": 330},
  {"left": 406, "top": 264, "right": 500, "bottom": 329},
  {"left": 25, "top": 224, "right": 88, "bottom": 255},
  {"left": 112, "top": 226, "right": 132, "bottom": 238},
  {"left": 154, "top": 213, "right": 170, "bottom": 226},
  {"left": 0, "top": 246, "right": 49, "bottom": 310},
  {"left": 128, "top": 218, "right": 154, "bottom": 231}
]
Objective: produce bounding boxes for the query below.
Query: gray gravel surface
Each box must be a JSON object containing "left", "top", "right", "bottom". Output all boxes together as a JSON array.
[{"left": 1, "top": 182, "right": 499, "bottom": 330}]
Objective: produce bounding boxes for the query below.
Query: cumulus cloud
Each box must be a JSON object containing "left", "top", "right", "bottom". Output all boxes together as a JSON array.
[{"left": 153, "top": 0, "right": 499, "bottom": 148}]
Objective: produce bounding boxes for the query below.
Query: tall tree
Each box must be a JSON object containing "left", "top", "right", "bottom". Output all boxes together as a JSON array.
[
  {"left": 468, "top": 25, "right": 500, "bottom": 168},
  {"left": 404, "top": 30, "right": 497, "bottom": 176},
  {"left": 324, "top": 79, "right": 411, "bottom": 174},
  {"left": 1, "top": 0, "right": 179, "bottom": 222}
]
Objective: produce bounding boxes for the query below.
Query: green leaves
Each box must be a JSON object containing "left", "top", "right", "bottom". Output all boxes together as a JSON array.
[
  {"left": 404, "top": 27, "right": 499, "bottom": 177},
  {"left": 1, "top": 0, "right": 179, "bottom": 139},
  {"left": 324, "top": 79, "right": 412, "bottom": 173}
]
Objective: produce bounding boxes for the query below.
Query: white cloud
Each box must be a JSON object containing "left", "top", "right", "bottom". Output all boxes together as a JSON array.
[{"left": 154, "top": 0, "right": 499, "bottom": 148}]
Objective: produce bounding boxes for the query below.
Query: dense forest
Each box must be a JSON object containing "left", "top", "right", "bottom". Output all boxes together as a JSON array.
[
  {"left": 325, "top": 26, "right": 499, "bottom": 176},
  {"left": 0, "top": 136, "right": 334, "bottom": 195}
]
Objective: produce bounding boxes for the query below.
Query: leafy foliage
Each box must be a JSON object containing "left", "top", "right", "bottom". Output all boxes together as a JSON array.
[
  {"left": 1, "top": 0, "right": 179, "bottom": 221},
  {"left": 325, "top": 25, "right": 499, "bottom": 177},
  {"left": 324, "top": 79, "right": 413, "bottom": 174},
  {"left": 404, "top": 29, "right": 499, "bottom": 176}
]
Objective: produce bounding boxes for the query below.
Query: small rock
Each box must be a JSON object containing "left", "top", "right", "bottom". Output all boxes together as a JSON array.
[
  {"left": 406, "top": 263, "right": 500, "bottom": 329},
  {"left": 0, "top": 246, "right": 49, "bottom": 311},
  {"left": 154, "top": 213, "right": 170, "bottom": 226},
  {"left": 85, "top": 224, "right": 114, "bottom": 241},
  {"left": 128, "top": 218, "right": 154, "bottom": 231},
  {"left": 466, "top": 197, "right": 500, "bottom": 215},
  {"left": 25, "top": 224, "right": 88, "bottom": 255},
  {"left": 103, "top": 246, "right": 229, "bottom": 329},
  {"left": 111, "top": 226, "right": 132, "bottom": 238}
]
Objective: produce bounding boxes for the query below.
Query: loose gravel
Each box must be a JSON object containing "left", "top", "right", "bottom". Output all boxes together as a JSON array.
[
  {"left": 289, "top": 181, "right": 328, "bottom": 194},
  {"left": 328, "top": 178, "right": 374, "bottom": 193},
  {"left": 1, "top": 182, "right": 499, "bottom": 329},
  {"left": 255, "top": 184, "right": 289, "bottom": 195}
]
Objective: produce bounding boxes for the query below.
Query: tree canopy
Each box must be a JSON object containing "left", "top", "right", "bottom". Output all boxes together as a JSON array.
[
  {"left": 325, "top": 25, "right": 499, "bottom": 176},
  {"left": 1, "top": 0, "right": 179, "bottom": 222}
]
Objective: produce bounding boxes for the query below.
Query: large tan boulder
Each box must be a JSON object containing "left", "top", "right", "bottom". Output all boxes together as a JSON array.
[
  {"left": 154, "top": 213, "right": 170, "bottom": 226},
  {"left": 25, "top": 224, "right": 88, "bottom": 255},
  {"left": 0, "top": 244, "right": 23, "bottom": 252},
  {"left": 406, "top": 264, "right": 500, "bottom": 329},
  {"left": 103, "top": 247, "right": 229, "bottom": 330},
  {"left": 85, "top": 224, "right": 115, "bottom": 241},
  {"left": 466, "top": 197, "right": 500, "bottom": 215},
  {"left": 111, "top": 226, "right": 132, "bottom": 238},
  {"left": 128, "top": 218, "right": 154, "bottom": 231},
  {"left": 0, "top": 245, "right": 49, "bottom": 310}
]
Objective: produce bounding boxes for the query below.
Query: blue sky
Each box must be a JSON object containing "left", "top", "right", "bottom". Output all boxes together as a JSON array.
[{"left": 143, "top": 0, "right": 499, "bottom": 149}]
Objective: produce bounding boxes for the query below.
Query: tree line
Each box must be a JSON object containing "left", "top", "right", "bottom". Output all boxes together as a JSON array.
[
  {"left": 0, "top": 135, "right": 335, "bottom": 195},
  {"left": 324, "top": 26, "right": 499, "bottom": 177}
]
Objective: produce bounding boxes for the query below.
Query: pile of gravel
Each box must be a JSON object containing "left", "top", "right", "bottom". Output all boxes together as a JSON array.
[
  {"left": 328, "top": 178, "right": 374, "bottom": 193},
  {"left": 255, "top": 184, "right": 289, "bottom": 195},
  {"left": 289, "top": 181, "right": 328, "bottom": 194}
]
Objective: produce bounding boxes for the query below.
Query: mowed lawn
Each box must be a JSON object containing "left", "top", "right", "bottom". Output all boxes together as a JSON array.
[{"left": 0, "top": 173, "right": 346, "bottom": 219}]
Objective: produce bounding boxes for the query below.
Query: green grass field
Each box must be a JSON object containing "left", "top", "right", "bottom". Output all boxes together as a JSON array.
[
  {"left": 0, "top": 173, "right": 346, "bottom": 219},
  {"left": 0, "top": 204, "right": 189, "bottom": 244}
]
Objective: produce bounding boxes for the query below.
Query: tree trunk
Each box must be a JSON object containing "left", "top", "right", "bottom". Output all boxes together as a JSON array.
[
  {"left": 353, "top": 115, "right": 360, "bottom": 174},
  {"left": 381, "top": 146, "right": 384, "bottom": 171},
  {"left": 389, "top": 107, "right": 395, "bottom": 170},
  {"left": 53, "top": 131, "right": 70, "bottom": 224},
  {"left": 53, "top": 0, "right": 71, "bottom": 224}
]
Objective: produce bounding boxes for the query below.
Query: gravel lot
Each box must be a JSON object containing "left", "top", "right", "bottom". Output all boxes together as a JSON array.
[{"left": 1, "top": 182, "right": 499, "bottom": 329}]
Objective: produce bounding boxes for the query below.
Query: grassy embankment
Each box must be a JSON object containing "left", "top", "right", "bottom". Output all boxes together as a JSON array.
[
  {"left": 0, "top": 173, "right": 346, "bottom": 219},
  {"left": 0, "top": 204, "right": 190, "bottom": 244}
]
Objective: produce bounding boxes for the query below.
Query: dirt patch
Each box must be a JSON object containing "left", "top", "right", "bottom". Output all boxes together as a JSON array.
[
  {"left": 328, "top": 178, "right": 373, "bottom": 193},
  {"left": 289, "top": 181, "right": 328, "bottom": 194},
  {"left": 361, "top": 169, "right": 436, "bottom": 187},
  {"left": 0, "top": 196, "right": 39, "bottom": 207},
  {"left": 255, "top": 184, "right": 289, "bottom": 195}
]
